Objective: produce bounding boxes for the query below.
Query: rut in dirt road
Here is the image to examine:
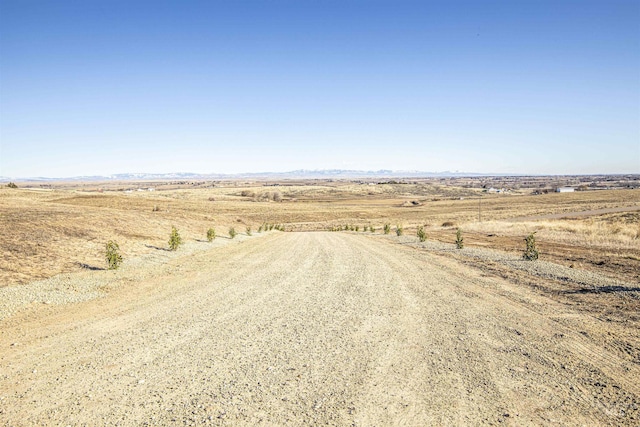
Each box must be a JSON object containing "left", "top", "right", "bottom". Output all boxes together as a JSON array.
[{"left": 1, "top": 232, "right": 638, "bottom": 426}]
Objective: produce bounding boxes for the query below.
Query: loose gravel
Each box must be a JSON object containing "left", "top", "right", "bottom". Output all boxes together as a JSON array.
[
  {"left": 1, "top": 232, "right": 638, "bottom": 425},
  {"left": 395, "top": 235, "right": 638, "bottom": 294}
]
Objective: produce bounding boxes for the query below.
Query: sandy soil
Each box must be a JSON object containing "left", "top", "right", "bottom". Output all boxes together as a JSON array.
[{"left": 1, "top": 232, "right": 638, "bottom": 425}]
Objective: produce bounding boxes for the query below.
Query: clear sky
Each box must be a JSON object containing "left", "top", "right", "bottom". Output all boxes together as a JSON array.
[{"left": 1, "top": 0, "right": 638, "bottom": 178}]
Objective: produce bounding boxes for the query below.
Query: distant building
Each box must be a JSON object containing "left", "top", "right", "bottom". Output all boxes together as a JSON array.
[{"left": 556, "top": 187, "right": 575, "bottom": 193}]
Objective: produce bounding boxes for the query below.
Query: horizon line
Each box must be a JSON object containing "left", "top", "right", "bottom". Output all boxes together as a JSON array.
[{"left": 1, "top": 169, "right": 639, "bottom": 182}]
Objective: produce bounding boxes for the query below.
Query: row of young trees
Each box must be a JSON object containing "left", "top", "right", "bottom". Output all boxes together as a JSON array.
[
  {"left": 105, "top": 223, "right": 285, "bottom": 270},
  {"left": 104, "top": 223, "right": 539, "bottom": 270},
  {"left": 334, "top": 223, "right": 538, "bottom": 260}
]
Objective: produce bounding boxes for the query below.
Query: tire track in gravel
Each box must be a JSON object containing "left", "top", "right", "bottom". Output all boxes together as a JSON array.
[{"left": 0, "top": 232, "right": 638, "bottom": 426}]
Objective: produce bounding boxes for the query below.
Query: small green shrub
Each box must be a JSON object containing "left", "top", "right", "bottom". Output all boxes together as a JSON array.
[
  {"left": 523, "top": 232, "right": 539, "bottom": 260},
  {"left": 417, "top": 225, "right": 426, "bottom": 242},
  {"left": 355, "top": 225, "right": 360, "bottom": 232},
  {"left": 246, "top": 226, "right": 252, "bottom": 236},
  {"left": 168, "top": 226, "right": 183, "bottom": 251},
  {"left": 455, "top": 228, "right": 464, "bottom": 249},
  {"left": 370, "top": 225, "right": 375, "bottom": 233},
  {"left": 7, "top": 182, "right": 18, "bottom": 189},
  {"left": 396, "top": 225, "right": 404, "bottom": 236},
  {"left": 258, "top": 224, "right": 263, "bottom": 233},
  {"left": 229, "top": 227, "right": 237, "bottom": 239},
  {"left": 383, "top": 223, "right": 391, "bottom": 234},
  {"left": 207, "top": 228, "right": 216, "bottom": 242},
  {"left": 105, "top": 240, "right": 123, "bottom": 270}
]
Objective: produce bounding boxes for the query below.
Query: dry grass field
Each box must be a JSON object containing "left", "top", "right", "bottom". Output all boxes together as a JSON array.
[{"left": 1, "top": 181, "right": 638, "bottom": 286}]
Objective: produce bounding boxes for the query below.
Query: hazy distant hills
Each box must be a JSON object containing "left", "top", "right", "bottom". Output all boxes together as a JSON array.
[{"left": 1, "top": 169, "right": 494, "bottom": 181}]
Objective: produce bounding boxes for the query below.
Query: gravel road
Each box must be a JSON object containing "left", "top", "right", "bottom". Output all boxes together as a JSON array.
[{"left": 1, "top": 232, "right": 638, "bottom": 425}]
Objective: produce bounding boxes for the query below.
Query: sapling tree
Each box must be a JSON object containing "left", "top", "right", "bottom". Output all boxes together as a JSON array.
[
  {"left": 105, "top": 240, "right": 123, "bottom": 270},
  {"left": 169, "top": 226, "right": 183, "bottom": 251},
  {"left": 523, "top": 232, "right": 539, "bottom": 260},
  {"left": 417, "top": 225, "right": 426, "bottom": 242},
  {"left": 455, "top": 228, "right": 464, "bottom": 249}
]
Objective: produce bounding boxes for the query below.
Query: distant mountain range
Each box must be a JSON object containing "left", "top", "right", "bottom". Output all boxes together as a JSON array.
[
  {"left": 7, "top": 170, "right": 633, "bottom": 182},
  {"left": 0, "top": 169, "right": 500, "bottom": 182}
]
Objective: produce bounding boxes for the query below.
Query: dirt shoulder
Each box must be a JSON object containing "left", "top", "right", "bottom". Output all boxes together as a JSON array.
[{"left": 1, "top": 232, "right": 638, "bottom": 425}]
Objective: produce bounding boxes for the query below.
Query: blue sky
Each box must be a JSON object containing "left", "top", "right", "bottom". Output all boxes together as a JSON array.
[{"left": 1, "top": 0, "right": 638, "bottom": 177}]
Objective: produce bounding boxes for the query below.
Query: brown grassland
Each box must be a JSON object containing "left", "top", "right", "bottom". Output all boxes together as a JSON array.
[{"left": 1, "top": 180, "right": 638, "bottom": 286}]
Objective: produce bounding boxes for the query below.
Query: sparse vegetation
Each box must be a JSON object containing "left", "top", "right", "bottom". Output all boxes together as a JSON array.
[
  {"left": 355, "top": 225, "right": 360, "bottom": 232},
  {"left": 417, "top": 225, "right": 426, "bottom": 242},
  {"left": 105, "top": 240, "right": 123, "bottom": 270},
  {"left": 1, "top": 179, "right": 638, "bottom": 287},
  {"left": 384, "top": 224, "right": 391, "bottom": 234},
  {"left": 523, "top": 232, "right": 539, "bottom": 260},
  {"left": 455, "top": 228, "right": 464, "bottom": 249},
  {"left": 370, "top": 226, "right": 375, "bottom": 233},
  {"left": 246, "top": 226, "right": 252, "bottom": 236},
  {"left": 396, "top": 225, "right": 404, "bottom": 236},
  {"left": 152, "top": 205, "right": 161, "bottom": 212},
  {"left": 168, "top": 226, "right": 183, "bottom": 251},
  {"left": 6, "top": 182, "right": 18, "bottom": 189},
  {"left": 207, "top": 228, "right": 216, "bottom": 242},
  {"left": 229, "top": 227, "right": 237, "bottom": 239}
]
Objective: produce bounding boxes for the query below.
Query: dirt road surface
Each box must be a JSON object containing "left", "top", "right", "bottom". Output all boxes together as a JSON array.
[{"left": 1, "top": 232, "right": 638, "bottom": 425}]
